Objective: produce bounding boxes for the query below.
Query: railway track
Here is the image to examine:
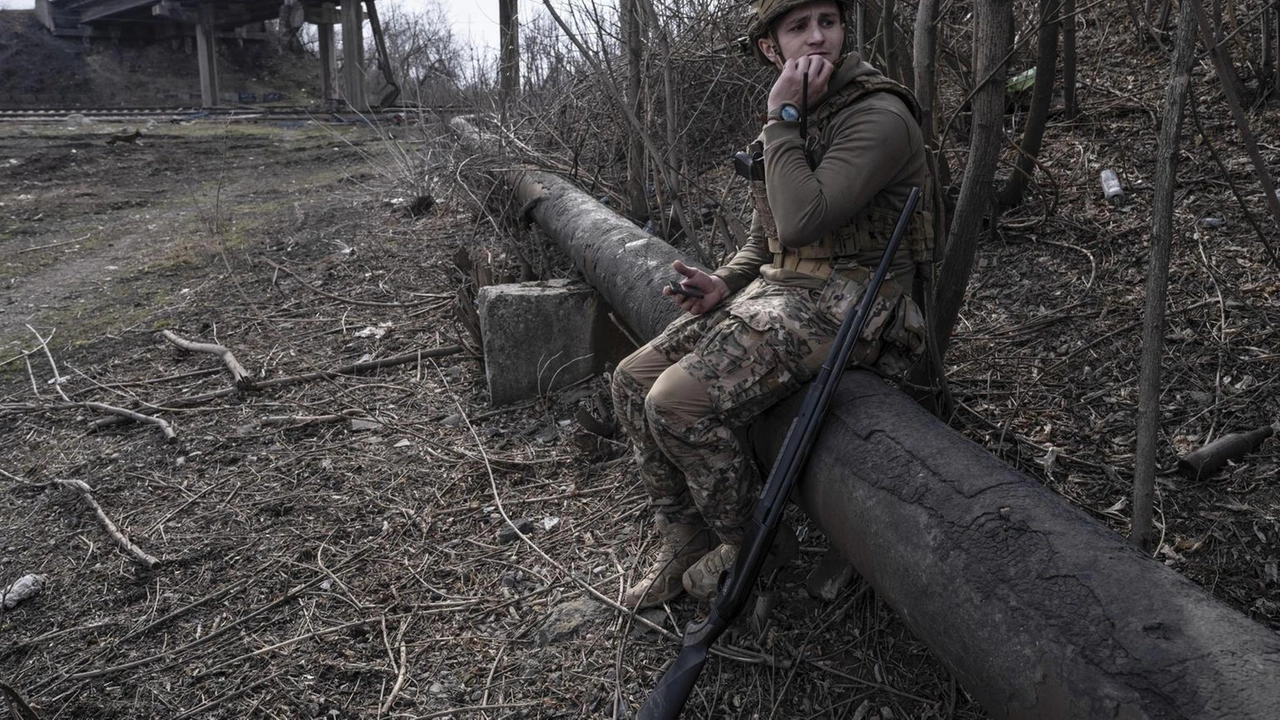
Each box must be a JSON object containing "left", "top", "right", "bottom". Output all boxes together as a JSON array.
[{"left": 0, "top": 105, "right": 469, "bottom": 124}]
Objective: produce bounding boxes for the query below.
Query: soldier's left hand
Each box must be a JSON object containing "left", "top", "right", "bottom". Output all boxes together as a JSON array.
[{"left": 767, "top": 54, "right": 836, "bottom": 113}]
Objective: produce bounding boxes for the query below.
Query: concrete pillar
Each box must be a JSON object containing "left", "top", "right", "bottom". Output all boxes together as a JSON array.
[
  {"left": 476, "top": 280, "right": 605, "bottom": 406},
  {"left": 340, "top": 0, "right": 366, "bottom": 111},
  {"left": 318, "top": 19, "right": 335, "bottom": 105},
  {"left": 196, "top": 0, "right": 219, "bottom": 108}
]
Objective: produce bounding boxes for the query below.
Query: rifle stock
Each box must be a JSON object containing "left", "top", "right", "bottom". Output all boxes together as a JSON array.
[{"left": 636, "top": 187, "right": 921, "bottom": 720}]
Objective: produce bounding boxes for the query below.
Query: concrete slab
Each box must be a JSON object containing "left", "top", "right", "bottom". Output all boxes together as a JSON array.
[{"left": 477, "top": 279, "right": 602, "bottom": 406}]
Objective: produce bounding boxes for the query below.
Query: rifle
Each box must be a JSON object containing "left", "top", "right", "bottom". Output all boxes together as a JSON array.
[{"left": 636, "top": 187, "right": 922, "bottom": 720}]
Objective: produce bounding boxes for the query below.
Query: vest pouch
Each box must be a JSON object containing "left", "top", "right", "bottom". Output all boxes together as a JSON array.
[
  {"left": 814, "top": 266, "right": 903, "bottom": 369},
  {"left": 874, "top": 294, "right": 927, "bottom": 378}
]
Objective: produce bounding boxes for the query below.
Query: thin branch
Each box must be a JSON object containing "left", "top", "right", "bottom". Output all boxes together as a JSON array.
[
  {"left": 56, "top": 479, "right": 161, "bottom": 569},
  {"left": 172, "top": 671, "right": 284, "bottom": 720},
  {"left": 1188, "top": 0, "right": 1280, "bottom": 270},
  {"left": 263, "top": 257, "right": 440, "bottom": 308},
  {"left": 159, "top": 330, "right": 253, "bottom": 389},
  {"left": 26, "top": 325, "right": 176, "bottom": 440},
  {"left": 0, "top": 680, "right": 41, "bottom": 720},
  {"left": 88, "top": 346, "right": 464, "bottom": 431}
]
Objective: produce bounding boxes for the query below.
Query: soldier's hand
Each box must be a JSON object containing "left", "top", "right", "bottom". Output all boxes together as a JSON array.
[
  {"left": 666, "top": 261, "right": 730, "bottom": 316},
  {"left": 767, "top": 55, "right": 836, "bottom": 113}
]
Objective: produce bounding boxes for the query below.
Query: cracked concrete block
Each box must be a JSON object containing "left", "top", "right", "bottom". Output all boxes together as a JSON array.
[{"left": 477, "top": 279, "right": 600, "bottom": 406}]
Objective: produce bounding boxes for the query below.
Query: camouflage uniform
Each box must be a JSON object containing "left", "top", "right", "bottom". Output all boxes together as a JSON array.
[{"left": 613, "top": 262, "right": 915, "bottom": 545}]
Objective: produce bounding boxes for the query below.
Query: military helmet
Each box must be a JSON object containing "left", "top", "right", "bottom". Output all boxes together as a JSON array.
[{"left": 747, "top": 0, "right": 852, "bottom": 66}]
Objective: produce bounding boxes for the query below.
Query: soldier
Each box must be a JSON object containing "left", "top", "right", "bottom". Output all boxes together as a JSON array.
[{"left": 613, "top": 0, "right": 934, "bottom": 608}]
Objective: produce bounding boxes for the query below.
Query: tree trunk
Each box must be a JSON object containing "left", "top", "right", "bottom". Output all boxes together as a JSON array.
[
  {"left": 879, "top": 0, "right": 911, "bottom": 85},
  {"left": 623, "top": 0, "right": 647, "bottom": 223},
  {"left": 932, "top": 0, "right": 1014, "bottom": 357},
  {"left": 997, "top": 0, "right": 1060, "bottom": 208},
  {"left": 913, "top": 0, "right": 940, "bottom": 146},
  {"left": 498, "top": 0, "right": 520, "bottom": 107},
  {"left": 1133, "top": 0, "right": 1197, "bottom": 552},
  {"left": 506, "top": 166, "right": 1280, "bottom": 719},
  {"left": 1062, "top": 0, "right": 1077, "bottom": 120}
]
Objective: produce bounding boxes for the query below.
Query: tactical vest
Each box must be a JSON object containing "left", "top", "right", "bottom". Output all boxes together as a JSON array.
[{"left": 751, "top": 73, "right": 939, "bottom": 269}]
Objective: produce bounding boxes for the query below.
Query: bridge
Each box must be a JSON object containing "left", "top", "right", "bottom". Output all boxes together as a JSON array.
[{"left": 33, "top": 0, "right": 394, "bottom": 109}]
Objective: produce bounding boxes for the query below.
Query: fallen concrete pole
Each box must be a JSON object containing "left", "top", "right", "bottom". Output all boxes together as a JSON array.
[{"left": 508, "top": 167, "right": 1280, "bottom": 719}]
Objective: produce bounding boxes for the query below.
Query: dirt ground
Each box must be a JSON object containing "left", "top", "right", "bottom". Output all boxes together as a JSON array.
[{"left": 0, "top": 82, "right": 1278, "bottom": 720}]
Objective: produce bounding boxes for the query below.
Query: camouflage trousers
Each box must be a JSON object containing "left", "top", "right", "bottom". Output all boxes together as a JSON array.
[{"left": 611, "top": 270, "right": 924, "bottom": 544}]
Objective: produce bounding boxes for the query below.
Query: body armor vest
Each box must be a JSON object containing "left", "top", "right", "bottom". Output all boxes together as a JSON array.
[{"left": 752, "top": 73, "right": 939, "bottom": 269}]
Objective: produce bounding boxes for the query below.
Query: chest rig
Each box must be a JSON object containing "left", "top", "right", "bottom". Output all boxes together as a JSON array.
[{"left": 749, "top": 74, "right": 937, "bottom": 271}]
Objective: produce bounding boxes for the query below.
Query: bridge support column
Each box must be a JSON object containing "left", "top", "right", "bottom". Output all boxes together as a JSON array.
[
  {"left": 318, "top": 12, "right": 336, "bottom": 106},
  {"left": 340, "top": 0, "right": 367, "bottom": 111},
  {"left": 196, "top": 0, "right": 220, "bottom": 107}
]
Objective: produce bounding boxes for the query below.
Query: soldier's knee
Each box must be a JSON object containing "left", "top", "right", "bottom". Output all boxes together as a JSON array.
[{"left": 645, "top": 364, "right": 714, "bottom": 423}]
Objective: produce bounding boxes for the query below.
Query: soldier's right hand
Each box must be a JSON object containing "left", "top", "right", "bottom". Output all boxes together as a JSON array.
[{"left": 665, "top": 261, "right": 730, "bottom": 315}]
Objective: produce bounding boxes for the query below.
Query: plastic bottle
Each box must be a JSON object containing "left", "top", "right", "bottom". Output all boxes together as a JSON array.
[{"left": 1100, "top": 169, "right": 1124, "bottom": 205}]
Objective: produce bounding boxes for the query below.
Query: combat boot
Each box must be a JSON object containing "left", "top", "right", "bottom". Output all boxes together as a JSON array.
[
  {"left": 682, "top": 543, "right": 739, "bottom": 602},
  {"left": 623, "top": 517, "right": 716, "bottom": 609},
  {"left": 682, "top": 522, "right": 799, "bottom": 602}
]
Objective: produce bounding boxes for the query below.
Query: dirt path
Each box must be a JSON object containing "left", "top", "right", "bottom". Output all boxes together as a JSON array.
[{"left": 0, "top": 120, "right": 373, "bottom": 354}]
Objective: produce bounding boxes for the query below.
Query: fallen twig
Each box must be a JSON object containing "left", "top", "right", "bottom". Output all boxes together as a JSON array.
[
  {"left": 55, "top": 479, "right": 160, "bottom": 569},
  {"left": 114, "top": 578, "right": 252, "bottom": 646},
  {"left": 88, "top": 346, "right": 465, "bottom": 430},
  {"left": 0, "top": 679, "right": 41, "bottom": 720},
  {"left": 159, "top": 330, "right": 254, "bottom": 390},
  {"left": 16, "top": 234, "right": 90, "bottom": 254},
  {"left": 193, "top": 615, "right": 407, "bottom": 679},
  {"left": 82, "top": 401, "right": 176, "bottom": 441},
  {"left": 26, "top": 325, "right": 176, "bottom": 441},
  {"left": 418, "top": 702, "right": 540, "bottom": 719},
  {"left": 172, "top": 670, "right": 284, "bottom": 720},
  {"left": 259, "top": 414, "right": 348, "bottom": 427},
  {"left": 65, "top": 542, "right": 376, "bottom": 680},
  {"left": 263, "top": 257, "right": 439, "bottom": 308},
  {"left": 379, "top": 618, "right": 411, "bottom": 715}
]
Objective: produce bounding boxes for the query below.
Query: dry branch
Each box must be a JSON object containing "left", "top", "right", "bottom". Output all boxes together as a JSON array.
[
  {"left": 55, "top": 479, "right": 160, "bottom": 569},
  {"left": 82, "top": 401, "right": 176, "bottom": 441},
  {"left": 159, "top": 330, "right": 253, "bottom": 389},
  {"left": 172, "top": 671, "right": 284, "bottom": 720},
  {"left": 88, "top": 346, "right": 464, "bottom": 431},
  {"left": 1188, "top": 0, "right": 1280, "bottom": 270},
  {"left": 258, "top": 414, "right": 348, "bottom": 427},
  {"left": 65, "top": 543, "right": 375, "bottom": 681},
  {"left": 263, "top": 257, "right": 440, "bottom": 308},
  {"left": 26, "top": 325, "right": 176, "bottom": 440},
  {"left": 0, "top": 680, "right": 40, "bottom": 720}
]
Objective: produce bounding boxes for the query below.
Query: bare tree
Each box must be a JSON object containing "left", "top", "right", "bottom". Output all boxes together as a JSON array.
[
  {"left": 912, "top": 0, "right": 940, "bottom": 146},
  {"left": 372, "top": 1, "right": 464, "bottom": 106},
  {"left": 1133, "top": 0, "right": 1197, "bottom": 553},
  {"left": 623, "top": 0, "right": 648, "bottom": 222},
  {"left": 932, "top": 0, "right": 1014, "bottom": 357},
  {"left": 998, "top": 0, "right": 1061, "bottom": 208},
  {"left": 500, "top": 0, "right": 521, "bottom": 109}
]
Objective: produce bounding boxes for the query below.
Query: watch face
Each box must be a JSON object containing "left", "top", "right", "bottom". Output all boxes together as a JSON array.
[{"left": 781, "top": 104, "right": 800, "bottom": 122}]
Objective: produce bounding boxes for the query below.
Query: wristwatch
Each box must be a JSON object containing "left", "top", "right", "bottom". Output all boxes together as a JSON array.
[{"left": 766, "top": 103, "right": 801, "bottom": 123}]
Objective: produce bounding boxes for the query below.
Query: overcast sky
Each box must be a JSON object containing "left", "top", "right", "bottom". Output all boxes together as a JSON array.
[{"left": 0, "top": 0, "right": 518, "bottom": 55}]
